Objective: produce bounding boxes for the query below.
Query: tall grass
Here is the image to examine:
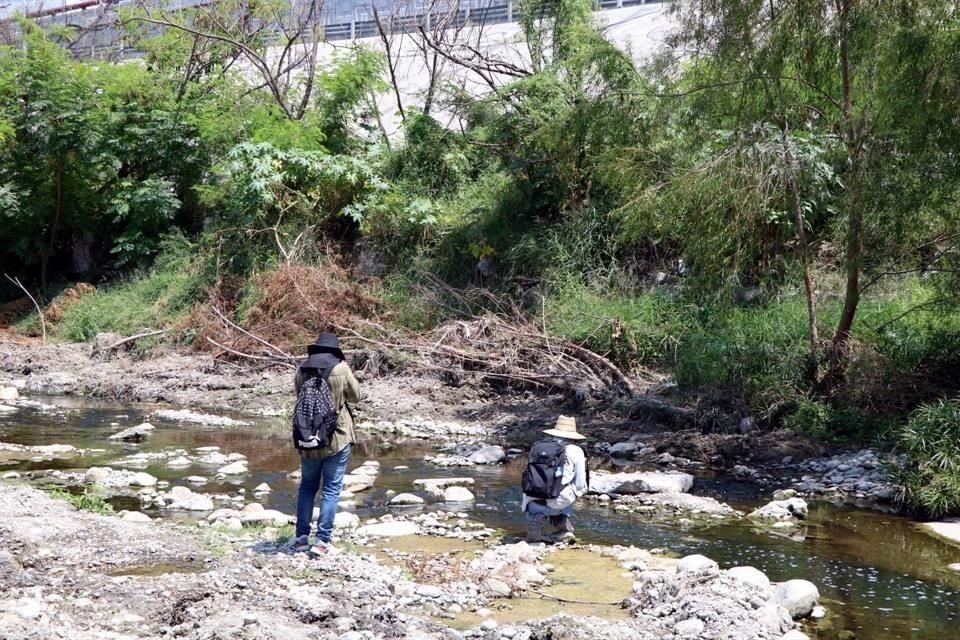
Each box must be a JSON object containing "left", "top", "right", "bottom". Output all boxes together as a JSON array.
[{"left": 894, "top": 398, "right": 960, "bottom": 518}]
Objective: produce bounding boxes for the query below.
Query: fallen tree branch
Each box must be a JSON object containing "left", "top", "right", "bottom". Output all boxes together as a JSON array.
[
  {"left": 211, "top": 306, "right": 296, "bottom": 361},
  {"left": 4, "top": 274, "right": 45, "bottom": 343},
  {"left": 104, "top": 329, "right": 169, "bottom": 352},
  {"left": 205, "top": 337, "right": 297, "bottom": 369},
  {"left": 524, "top": 587, "right": 624, "bottom": 607}
]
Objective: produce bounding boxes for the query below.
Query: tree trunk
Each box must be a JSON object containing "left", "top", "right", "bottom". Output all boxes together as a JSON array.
[
  {"left": 781, "top": 122, "right": 819, "bottom": 382},
  {"left": 823, "top": 0, "right": 861, "bottom": 391}
]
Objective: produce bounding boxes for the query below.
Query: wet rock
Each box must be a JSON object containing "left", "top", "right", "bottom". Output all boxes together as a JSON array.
[
  {"left": 1, "top": 471, "right": 19, "bottom": 480},
  {"left": 676, "top": 554, "right": 718, "bottom": 576},
  {"left": 608, "top": 442, "right": 639, "bottom": 458},
  {"left": 810, "top": 605, "right": 827, "bottom": 619},
  {"left": 254, "top": 483, "right": 271, "bottom": 493},
  {"left": 166, "top": 486, "right": 214, "bottom": 511},
  {"left": 84, "top": 466, "right": 112, "bottom": 483},
  {"left": 343, "top": 474, "right": 375, "bottom": 493},
  {"left": 590, "top": 471, "right": 694, "bottom": 495},
  {"left": 218, "top": 461, "right": 248, "bottom": 475},
  {"left": 186, "top": 476, "right": 208, "bottom": 484},
  {"left": 738, "top": 417, "right": 757, "bottom": 434},
  {"left": 32, "top": 444, "right": 77, "bottom": 456},
  {"left": 781, "top": 631, "right": 810, "bottom": 640},
  {"left": 356, "top": 521, "right": 420, "bottom": 537},
  {"left": 749, "top": 498, "right": 808, "bottom": 521},
  {"left": 920, "top": 521, "right": 960, "bottom": 546},
  {"left": 130, "top": 472, "right": 158, "bottom": 488},
  {"left": 108, "top": 422, "right": 155, "bottom": 442},
  {"left": 390, "top": 493, "right": 425, "bottom": 506},
  {"left": 413, "top": 478, "right": 475, "bottom": 491},
  {"left": 0, "top": 386, "right": 19, "bottom": 401},
  {"left": 727, "top": 566, "right": 771, "bottom": 591},
  {"left": 153, "top": 409, "right": 249, "bottom": 427},
  {"left": 443, "top": 486, "right": 475, "bottom": 503},
  {"left": 773, "top": 579, "right": 820, "bottom": 618},
  {"left": 0, "top": 404, "right": 17, "bottom": 414},
  {"left": 772, "top": 489, "right": 797, "bottom": 501},
  {"left": 167, "top": 456, "right": 193, "bottom": 467},
  {"left": 467, "top": 445, "right": 506, "bottom": 465}
]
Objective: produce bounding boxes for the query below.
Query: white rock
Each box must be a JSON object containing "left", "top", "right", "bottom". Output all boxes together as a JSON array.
[
  {"left": 186, "top": 476, "right": 208, "bottom": 484},
  {"left": 166, "top": 486, "right": 214, "bottom": 511},
  {"left": 167, "top": 456, "right": 193, "bottom": 468},
  {"left": 675, "top": 554, "right": 719, "bottom": 576},
  {"left": 222, "top": 517, "right": 243, "bottom": 531},
  {"left": 153, "top": 409, "right": 248, "bottom": 426},
  {"left": 0, "top": 404, "right": 17, "bottom": 413},
  {"left": 356, "top": 521, "right": 420, "bottom": 537},
  {"left": 84, "top": 467, "right": 112, "bottom": 483},
  {"left": 0, "top": 386, "right": 19, "bottom": 401},
  {"left": 241, "top": 509, "right": 292, "bottom": 526},
  {"left": 130, "top": 472, "right": 158, "bottom": 488},
  {"left": 108, "top": 423, "right": 155, "bottom": 442},
  {"left": 727, "top": 566, "right": 771, "bottom": 591},
  {"left": 773, "top": 579, "right": 820, "bottom": 618},
  {"left": 675, "top": 618, "right": 705, "bottom": 638},
  {"left": 241, "top": 503, "right": 264, "bottom": 514},
  {"left": 334, "top": 512, "right": 360, "bottom": 529},
  {"left": 121, "top": 511, "right": 152, "bottom": 523},
  {"left": 749, "top": 498, "right": 809, "bottom": 521},
  {"left": 810, "top": 605, "right": 827, "bottom": 619},
  {"left": 781, "top": 631, "right": 810, "bottom": 640},
  {"left": 947, "top": 563, "right": 960, "bottom": 573},
  {"left": 342, "top": 474, "right": 375, "bottom": 493},
  {"left": 218, "top": 461, "right": 248, "bottom": 475},
  {"left": 589, "top": 471, "right": 694, "bottom": 495},
  {"left": 412, "top": 477, "right": 475, "bottom": 490},
  {"left": 390, "top": 493, "right": 425, "bottom": 506},
  {"left": 468, "top": 445, "right": 506, "bottom": 465},
  {"left": 14, "top": 598, "right": 43, "bottom": 620},
  {"left": 253, "top": 482, "right": 271, "bottom": 493},
  {"left": 31, "top": 444, "right": 76, "bottom": 455},
  {"left": 2, "top": 471, "right": 20, "bottom": 480},
  {"left": 443, "top": 486, "right": 475, "bottom": 503},
  {"left": 479, "top": 619, "right": 498, "bottom": 631}
]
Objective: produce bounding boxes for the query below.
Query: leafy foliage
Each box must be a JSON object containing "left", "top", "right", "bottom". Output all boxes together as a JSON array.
[{"left": 894, "top": 398, "right": 960, "bottom": 518}]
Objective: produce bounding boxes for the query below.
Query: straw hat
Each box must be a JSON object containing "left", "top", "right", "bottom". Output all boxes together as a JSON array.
[{"left": 542, "top": 415, "right": 585, "bottom": 440}]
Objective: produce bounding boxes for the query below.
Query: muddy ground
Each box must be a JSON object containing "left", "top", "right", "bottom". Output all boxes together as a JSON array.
[{"left": 0, "top": 339, "right": 828, "bottom": 466}]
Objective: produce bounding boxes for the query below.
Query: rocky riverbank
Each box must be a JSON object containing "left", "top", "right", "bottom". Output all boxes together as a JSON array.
[{"left": 0, "top": 481, "right": 826, "bottom": 640}]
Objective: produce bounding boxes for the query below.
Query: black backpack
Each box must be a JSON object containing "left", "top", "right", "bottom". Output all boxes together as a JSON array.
[
  {"left": 522, "top": 439, "right": 568, "bottom": 499},
  {"left": 292, "top": 367, "right": 339, "bottom": 451}
]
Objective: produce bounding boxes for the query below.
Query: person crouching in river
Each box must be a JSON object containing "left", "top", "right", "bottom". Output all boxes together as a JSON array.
[{"left": 521, "top": 415, "right": 588, "bottom": 543}]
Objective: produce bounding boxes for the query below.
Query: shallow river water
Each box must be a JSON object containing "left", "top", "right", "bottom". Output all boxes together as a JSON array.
[{"left": 2, "top": 397, "right": 959, "bottom": 639}]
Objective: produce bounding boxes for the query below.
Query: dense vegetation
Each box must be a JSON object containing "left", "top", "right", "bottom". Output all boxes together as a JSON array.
[{"left": 1, "top": 0, "right": 958, "bottom": 515}]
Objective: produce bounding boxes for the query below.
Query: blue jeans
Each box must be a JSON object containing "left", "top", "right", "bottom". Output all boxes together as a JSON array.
[
  {"left": 295, "top": 444, "right": 351, "bottom": 542},
  {"left": 525, "top": 500, "right": 573, "bottom": 524}
]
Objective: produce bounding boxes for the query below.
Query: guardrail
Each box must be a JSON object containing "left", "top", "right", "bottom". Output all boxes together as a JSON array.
[{"left": 3, "top": 0, "right": 667, "bottom": 60}]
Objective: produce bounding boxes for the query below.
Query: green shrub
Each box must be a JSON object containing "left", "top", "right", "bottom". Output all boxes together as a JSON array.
[
  {"left": 48, "top": 488, "right": 114, "bottom": 514},
  {"left": 893, "top": 398, "right": 960, "bottom": 518}
]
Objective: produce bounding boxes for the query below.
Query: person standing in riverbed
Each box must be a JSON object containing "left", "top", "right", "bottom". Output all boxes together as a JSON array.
[
  {"left": 292, "top": 332, "right": 361, "bottom": 555},
  {"left": 521, "top": 416, "right": 588, "bottom": 543}
]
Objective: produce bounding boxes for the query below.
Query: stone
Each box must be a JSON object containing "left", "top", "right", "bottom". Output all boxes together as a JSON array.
[
  {"left": 32, "top": 444, "right": 76, "bottom": 455},
  {"left": 608, "top": 442, "right": 639, "bottom": 457},
  {"left": 121, "top": 511, "right": 151, "bottom": 523},
  {"left": 1, "top": 471, "right": 20, "bottom": 480},
  {"left": 727, "top": 566, "right": 771, "bottom": 591},
  {"left": 253, "top": 483, "right": 271, "bottom": 493},
  {"left": 167, "top": 456, "right": 193, "bottom": 467},
  {"left": 781, "top": 632, "right": 810, "bottom": 640},
  {"left": 84, "top": 466, "right": 112, "bottom": 483},
  {"left": 240, "top": 509, "right": 292, "bottom": 526},
  {"left": 920, "top": 521, "right": 960, "bottom": 546},
  {"left": 810, "top": 606, "right": 827, "bottom": 619},
  {"left": 675, "top": 618, "right": 705, "bottom": 638},
  {"left": 356, "top": 521, "right": 420, "bottom": 537},
  {"left": 390, "top": 493, "right": 425, "bottom": 506},
  {"left": 467, "top": 445, "right": 506, "bottom": 465},
  {"left": 482, "top": 577, "right": 513, "bottom": 598},
  {"left": 590, "top": 471, "right": 694, "bottom": 495},
  {"left": 947, "top": 563, "right": 960, "bottom": 573},
  {"left": 479, "top": 619, "right": 498, "bottom": 631},
  {"left": 334, "top": 512, "right": 360, "bottom": 529},
  {"left": 153, "top": 409, "right": 248, "bottom": 427},
  {"left": 241, "top": 503, "right": 264, "bottom": 514},
  {"left": 130, "top": 472, "right": 158, "bottom": 488},
  {"left": 186, "top": 476, "right": 208, "bottom": 484},
  {"left": 413, "top": 477, "right": 475, "bottom": 491},
  {"left": 738, "top": 416, "right": 758, "bottom": 434},
  {"left": 0, "top": 386, "right": 19, "bottom": 401},
  {"left": 343, "top": 474, "right": 375, "bottom": 493},
  {"left": 14, "top": 598, "right": 43, "bottom": 621},
  {"left": 749, "top": 498, "right": 808, "bottom": 521},
  {"left": 675, "top": 554, "right": 718, "bottom": 576},
  {"left": 217, "top": 461, "right": 248, "bottom": 475},
  {"left": 108, "top": 423, "right": 155, "bottom": 442},
  {"left": 0, "top": 404, "right": 17, "bottom": 413},
  {"left": 166, "top": 486, "right": 214, "bottom": 511},
  {"left": 772, "top": 489, "right": 797, "bottom": 501},
  {"left": 222, "top": 517, "right": 243, "bottom": 531},
  {"left": 443, "top": 486, "right": 475, "bottom": 503},
  {"left": 773, "top": 579, "right": 820, "bottom": 618}
]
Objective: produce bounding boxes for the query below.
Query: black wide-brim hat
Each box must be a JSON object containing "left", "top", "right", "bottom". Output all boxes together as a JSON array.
[{"left": 306, "top": 332, "right": 345, "bottom": 360}]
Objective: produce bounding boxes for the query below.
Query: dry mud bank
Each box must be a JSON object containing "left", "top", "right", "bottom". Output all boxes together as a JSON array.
[{"left": 0, "top": 482, "right": 818, "bottom": 640}]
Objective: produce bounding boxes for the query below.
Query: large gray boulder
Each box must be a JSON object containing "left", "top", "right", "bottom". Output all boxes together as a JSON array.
[
  {"left": 676, "top": 554, "right": 719, "bottom": 576},
  {"left": 108, "top": 423, "right": 155, "bottom": 442},
  {"left": 591, "top": 471, "right": 694, "bottom": 495},
  {"left": 727, "top": 566, "right": 771, "bottom": 591},
  {"left": 749, "top": 498, "right": 808, "bottom": 521},
  {"left": 467, "top": 445, "right": 506, "bottom": 465},
  {"left": 773, "top": 579, "right": 820, "bottom": 618}
]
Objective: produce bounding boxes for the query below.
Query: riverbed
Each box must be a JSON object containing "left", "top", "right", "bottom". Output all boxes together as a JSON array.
[{"left": 2, "top": 397, "right": 959, "bottom": 639}]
